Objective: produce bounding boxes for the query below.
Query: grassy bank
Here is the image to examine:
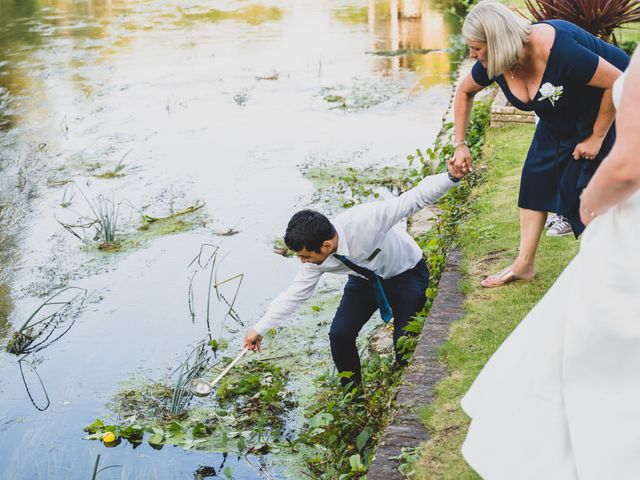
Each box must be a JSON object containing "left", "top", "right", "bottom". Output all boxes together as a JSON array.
[{"left": 411, "top": 124, "right": 580, "bottom": 478}]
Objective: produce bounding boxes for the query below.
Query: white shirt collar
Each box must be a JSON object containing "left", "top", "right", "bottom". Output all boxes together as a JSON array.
[{"left": 332, "top": 221, "right": 350, "bottom": 257}]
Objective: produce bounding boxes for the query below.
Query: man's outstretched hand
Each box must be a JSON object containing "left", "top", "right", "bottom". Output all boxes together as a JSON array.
[{"left": 243, "top": 329, "right": 263, "bottom": 352}]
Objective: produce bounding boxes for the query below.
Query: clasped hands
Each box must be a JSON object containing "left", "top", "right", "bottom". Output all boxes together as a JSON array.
[
  {"left": 450, "top": 143, "right": 473, "bottom": 177},
  {"left": 451, "top": 133, "right": 604, "bottom": 174}
]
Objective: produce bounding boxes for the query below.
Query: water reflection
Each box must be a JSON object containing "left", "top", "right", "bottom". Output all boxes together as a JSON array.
[
  {"left": 334, "top": 0, "right": 459, "bottom": 88},
  {"left": 4, "top": 287, "right": 87, "bottom": 412},
  {"left": 5, "top": 287, "right": 86, "bottom": 356},
  {"left": 18, "top": 357, "right": 50, "bottom": 411}
]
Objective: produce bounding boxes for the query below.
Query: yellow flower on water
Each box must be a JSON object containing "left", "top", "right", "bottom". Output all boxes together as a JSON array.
[{"left": 102, "top": 432, "right": 116, "bottom": 443}]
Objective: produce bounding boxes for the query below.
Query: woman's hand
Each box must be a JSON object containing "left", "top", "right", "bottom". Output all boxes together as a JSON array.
[
  {"left": 453, "top": 143, "right": 473, "bottom": 174},
  {"left": 573, "top": 134, "right": 605, "bottom": 161},
  {"left": 579, "top": 207, "right": 596, "bottom": 227}
]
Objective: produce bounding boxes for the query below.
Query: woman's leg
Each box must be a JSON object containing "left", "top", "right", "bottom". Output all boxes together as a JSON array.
[
  {"left": 482, "top": 208, "right": 545, "bottom": 287},
  {"left": 512, "top": 208, "right": 546, "bottom": 276}
]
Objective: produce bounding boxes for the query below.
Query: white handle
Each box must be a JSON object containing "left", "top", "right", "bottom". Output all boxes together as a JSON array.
[{"left": 208, "top": 348, "right": 249, "bottom": 388}]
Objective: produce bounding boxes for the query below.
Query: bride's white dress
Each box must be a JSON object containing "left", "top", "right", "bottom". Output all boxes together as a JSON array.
[{"left": 461, "top": 72, "right": 640, "bottom": 480}]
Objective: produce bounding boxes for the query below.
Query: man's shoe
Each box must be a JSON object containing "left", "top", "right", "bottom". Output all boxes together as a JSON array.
[{"left": 546, "top": 216, "right": 573, "bottom": 237}]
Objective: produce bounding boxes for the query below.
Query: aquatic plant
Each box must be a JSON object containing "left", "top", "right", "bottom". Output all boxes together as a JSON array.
[
  {"left": 90, "top": 454, "right": 122, "bottom": 480},
  {"left": 18, "top": 358, "right": 50, "bottom": 411},
  {"left": 303, "top": 165, "right": 409, "bottom": 215},
  {"left": 88, "top": 194, "right": 119, "bottom": 245},
  {"left": 272, "top": 237, "right": 294, "bottom": 257},
  {"left": 187, "top": 244, "right": 245, "bottom": 338},
  {"left": 319, "top": 77, "right": 404, "bottom": 111},
  {"left": 5, "top": 287, "right": 87, "bottom": 356},
  {"left": 57, "top": 187, "right": 121, "bottom": 249},
  {"left": 215, "top": 359, "right": 295, "bottom": 430},
  {"left": 59, "top": 185, "right": 75, "bottom": 208},
  {"left": 170, "top": 342, "right": 211, "bottom": 416},
  {"left": 93, "top": 149, "right": 132, "bottom": 179},
  {"left": 85, "top": 355, "right": 294, "bottom": 457},
  {"left": 139, "top": 201, "right": 204, "bottom": 230}
]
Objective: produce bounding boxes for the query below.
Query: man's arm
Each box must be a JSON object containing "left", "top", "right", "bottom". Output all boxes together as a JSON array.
[
  {"left": 370, "top": 171, "right": 459, "bottom": 234},
  {"left": 243, "top": 265, "right": 323, "bottom": 351}
]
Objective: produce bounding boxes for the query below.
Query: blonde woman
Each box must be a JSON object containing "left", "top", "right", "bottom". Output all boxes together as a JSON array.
[
  {"left": 461, "top": 48, "right": 640, "bottom": 479},
  {"left": 452, "top": 0, "right": 628, "bottom": 287}
]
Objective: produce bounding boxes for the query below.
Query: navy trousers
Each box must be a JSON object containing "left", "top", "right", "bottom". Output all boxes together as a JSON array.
[{"left": 329, "top": 258, "right": 429, "bottom": 385}]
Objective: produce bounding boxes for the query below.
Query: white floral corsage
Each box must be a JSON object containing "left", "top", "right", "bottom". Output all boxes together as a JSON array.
[{"left": 538, "top": 82, "right": 563, "bottom": 106}]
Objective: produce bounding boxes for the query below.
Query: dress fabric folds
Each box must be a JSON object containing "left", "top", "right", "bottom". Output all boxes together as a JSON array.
[
  {"left": 461, "top": 73, "right": 640, "bottom": 479},
  {"left": 471, "top": 20, "right": 629, "bottom": 236}
]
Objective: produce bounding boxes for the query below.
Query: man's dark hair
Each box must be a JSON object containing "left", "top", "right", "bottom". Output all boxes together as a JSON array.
[{"left": 284, "top": 209, "right": 336, "bottom": 253}]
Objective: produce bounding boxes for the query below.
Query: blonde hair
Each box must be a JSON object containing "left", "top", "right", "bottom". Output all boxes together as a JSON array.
[{"left": 462, "top": 0, "right": 531, "bottom": 79}]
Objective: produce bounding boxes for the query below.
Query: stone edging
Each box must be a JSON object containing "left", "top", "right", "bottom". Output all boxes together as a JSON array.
[{"left": 367, "top": 249, "right": 464, "bottom": 479}]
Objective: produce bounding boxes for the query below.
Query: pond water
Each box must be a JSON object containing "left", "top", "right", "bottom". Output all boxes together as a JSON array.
[{"left": 0, "top": 0, "right": 459, "bottom": 478}]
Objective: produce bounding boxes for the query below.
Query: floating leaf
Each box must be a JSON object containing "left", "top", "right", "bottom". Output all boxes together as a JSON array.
[{"left": 148, "top": 433, "right": 164, "bottom": 446}]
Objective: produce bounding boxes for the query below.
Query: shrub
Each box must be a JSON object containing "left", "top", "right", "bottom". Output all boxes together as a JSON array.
[{"left": 525, "top": 0, "right": 640, "bottom": 43}]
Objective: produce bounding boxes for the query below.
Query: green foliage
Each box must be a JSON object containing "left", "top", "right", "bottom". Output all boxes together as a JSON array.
[
  {"left": 410, "top": 123, "right": 583, "bottom": 478},
  {"left": 620, "top": 39, "right": 638, "bottom": 55},
  {"left": 294, "top": 100, "right": 492, "bottom": 478},
  {"left": 304, "top": 165, "right": 409, "bottom": 214},
  {"left": 390, "top": 447, "right": 420, "bottom": 475},
  {"left": 170, "top": 343, "right": 210, "bottom": 416},
  {"left": 319, "top": 78, "right": 404, "bottom": 111},
  {"left": 525, "top": 0, "right": 640, "bottom": 43},
  {"left": 448, "top": 34, "right": 471, "bottom": 62},
  {"left": 208, "top": 338, "right": 229, "bottom": 353},
  {"left": 216, "top": 359, "right": 295, "bottom": 429},
  {"left": 83, "top": 416, "right": 209, "bottom": 450},
  {"left": 439, "top": 0, "right": 479, "bottom": 20},
  {"left": 5, "top": 287, "right": 87, "bottom": 356},
  {"left": 397, "top": 101, "right": 490, "bottom": 362},
  {"left": 84, "top": 360, "right": 293, "bottom": 455},
  {"left": 272, "top": 237, "right": 295, "bottom": 257},
  {"left": 295, "top": 352, "right": 398, "bottom": 478}
]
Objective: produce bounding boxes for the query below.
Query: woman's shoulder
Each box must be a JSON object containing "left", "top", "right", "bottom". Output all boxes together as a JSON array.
[
  {"left": 535, "top": 19, "right": 581, "bottom": 34},
  {"left": 533, "top": 19, "right": 592, "bottom": 44}
]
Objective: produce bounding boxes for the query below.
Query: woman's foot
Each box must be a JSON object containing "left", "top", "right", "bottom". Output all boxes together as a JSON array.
[{"left": 481, "top": 265, "right": 535, "bottom": 288}]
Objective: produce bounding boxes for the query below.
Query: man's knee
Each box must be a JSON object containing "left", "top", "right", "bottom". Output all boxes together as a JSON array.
[{"left": 328, "top": 323, "right": 358, "bottom": 345}]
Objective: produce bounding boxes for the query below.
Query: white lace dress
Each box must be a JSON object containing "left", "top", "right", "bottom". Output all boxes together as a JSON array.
[{"left": 461, "top": 72, "right": 640, "bottom": 480}]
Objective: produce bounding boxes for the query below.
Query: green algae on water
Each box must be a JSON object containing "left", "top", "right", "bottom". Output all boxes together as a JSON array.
[{"left": 178, "top": 5, "right": 284, "bottom": 26}]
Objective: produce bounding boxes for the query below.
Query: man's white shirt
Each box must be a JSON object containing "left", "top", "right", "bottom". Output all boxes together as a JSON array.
[{"left": 253, "top": 172, "right": 457, "bottom": 336}]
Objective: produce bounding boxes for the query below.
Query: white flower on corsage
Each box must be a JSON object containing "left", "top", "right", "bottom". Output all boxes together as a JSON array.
[{"left": 538, "top": 82, "right": 563, "bottom": 106}]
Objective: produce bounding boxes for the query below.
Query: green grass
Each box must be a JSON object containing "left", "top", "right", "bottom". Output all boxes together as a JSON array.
[
  {"left": 616, "top": 23, "right": 640, "bottom": 44},
  {"left": 410, "top": 124, "right": 579, "bottom": 479}
]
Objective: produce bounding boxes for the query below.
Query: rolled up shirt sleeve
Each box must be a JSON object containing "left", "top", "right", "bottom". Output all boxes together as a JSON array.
[
  {"left": 371, "top": 172, "right": 457, "bottom": 234},
  {"left": 252, "top": 264, "right": 324, "bottom": 336}
]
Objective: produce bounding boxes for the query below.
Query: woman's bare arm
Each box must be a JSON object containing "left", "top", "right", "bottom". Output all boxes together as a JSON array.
[
  {"left": 452, "top": 73, "right": 485, "bottom": 173},
  {"left": 580, "top": 50, "right": 640, "bottom": 225},
  {"left": 573, "top": 57, "right": 623, "bottom": 160}
]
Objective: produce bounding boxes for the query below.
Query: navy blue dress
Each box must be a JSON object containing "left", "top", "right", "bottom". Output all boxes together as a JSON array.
[{"left": 471, "top": 20, "right": 629, "bottom": 236}]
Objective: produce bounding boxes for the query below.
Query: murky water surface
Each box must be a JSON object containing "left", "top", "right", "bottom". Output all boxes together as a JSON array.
[{"left": 0, "top": 0, "right": 458, "bottom": 477}]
